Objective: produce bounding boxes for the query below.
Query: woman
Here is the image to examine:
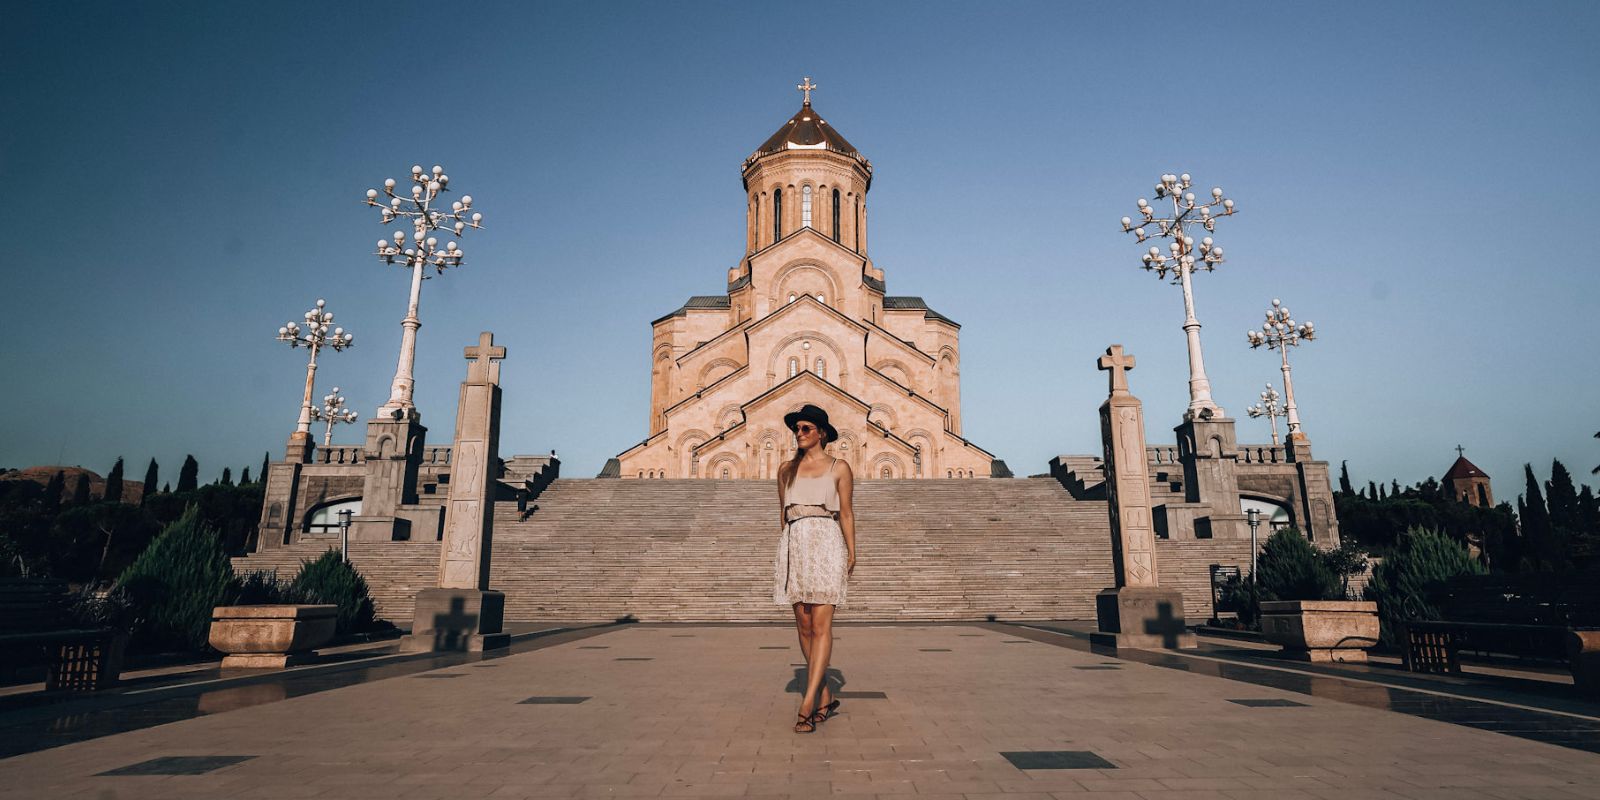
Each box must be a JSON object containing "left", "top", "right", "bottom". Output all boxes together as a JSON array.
[{"left": 773, "top": 404, "right": 856, "bottom": 734}]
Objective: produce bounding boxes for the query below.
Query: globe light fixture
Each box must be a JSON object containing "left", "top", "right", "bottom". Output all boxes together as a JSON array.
[
  {"left": 364, "top": 164, "right": 483, "bottom": 419},
  {"left": 309, "top": 386, "right": 360, "bottom": 446},
  {"left": 1246, "top": 382, "right": 1287, "bottom": 445},
  {"left": 1245, "top": 298, "right": 1316, "bottom": 438},
  {"left": 275, "top": 299, "right": 354, "bottom": 440},
  {"left": 1119, "top": 173, "right": 1235, "bottom": 420}
]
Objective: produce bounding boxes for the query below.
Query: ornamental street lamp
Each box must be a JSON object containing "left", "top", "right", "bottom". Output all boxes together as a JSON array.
[
  {"left": 1246, "top": 298, "right": 1316, "bottom": 438},
  {"left": 1246, "top": 507, "right": 1261, "bottom": 579},
  {"left": 310, "top": 386, "right": 359, "bottom": 446},
  {"left": 276, "top": 299, "right": 354, "bottom": 440},
  {"left": 364, "top": 164, "right": 483, "bottom": 419},
  {"left": 1246, "top": 382, "right": 1287, "bottom": 445},
  {"left": 336, "top": 507, "right": 353, "bottom": 564},
  {"left": 1120, "top": 173, "right": 1235, "bottom": 421}
]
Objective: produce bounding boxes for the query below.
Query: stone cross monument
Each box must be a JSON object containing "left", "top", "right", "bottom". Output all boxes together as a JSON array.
[
  {"left": 402, "top": 332, "right": 511, "bottom": 653},
  {"left": 1090, "top": 345, "right": 1196, "bottom": 650}
]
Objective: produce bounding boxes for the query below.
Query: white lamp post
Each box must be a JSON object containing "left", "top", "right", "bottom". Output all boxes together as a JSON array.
[
  {"left": 310, "top": 386, "right": 360, "bottom": 446},
  {"left": 365, "top": 165, "right": 483, "bottom": 419},
  {"left": 1246, "top": 298, "right": 1316, "bottom": 438},
  {"left": 1246, "top": 382, "right": 1287, "bottom": 446},
  {"left": 1120, "top": 173, "right": 1235, "bottom": 421},
  {"left": 276, "top": 299, "right": 354, "bottom": 440}
]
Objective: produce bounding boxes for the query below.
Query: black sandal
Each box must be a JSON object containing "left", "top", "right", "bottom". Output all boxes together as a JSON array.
[
  {"left": 794, "top": 709, "right": 821, "bottom": 734},
  {"left": 816, "top": 699, "right": 841, "bottom": 722}
]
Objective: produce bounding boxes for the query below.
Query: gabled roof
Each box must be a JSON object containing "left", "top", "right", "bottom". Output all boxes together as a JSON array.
[
  {"left": 1443, "top": 455, "right": 1489, "bottom": 481},
  {"left": 652, "top": 295, "right": 731, "bottom": 325},
  {"left": 883, "top": 296, "right": 960, "bottom": 328}
]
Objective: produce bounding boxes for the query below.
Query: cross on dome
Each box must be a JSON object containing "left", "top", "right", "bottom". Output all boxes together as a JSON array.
[
  {"left": 797, "top": 76, "right": 817, "bottom": 105},
  {"left": 1456, "top": 444, "right": 1466, "bottom": 457}
]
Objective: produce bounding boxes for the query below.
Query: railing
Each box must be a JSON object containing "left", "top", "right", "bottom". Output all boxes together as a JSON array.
[
  {"left": 316, "top": 445, "right": 364, "bottom": 465},
  {"left": 1146, "top": 446, "right": 1181, "bottom": 465},
  {"left": 1237, "top": 445, "right": 1287, "bottom": 464}
]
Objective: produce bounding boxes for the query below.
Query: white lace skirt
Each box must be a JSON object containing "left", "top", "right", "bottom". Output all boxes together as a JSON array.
[{"left": 773, "top": 516, "right": 849, "bottom": 607}]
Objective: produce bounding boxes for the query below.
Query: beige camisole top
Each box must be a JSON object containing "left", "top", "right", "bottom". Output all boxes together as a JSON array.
[{"left": 785, "top": 459, "right": 840, "bottom": 512}]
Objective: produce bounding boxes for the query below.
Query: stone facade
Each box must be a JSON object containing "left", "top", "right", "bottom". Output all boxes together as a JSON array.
[
  {"left": 1053, "top": 421, "right": 1342, "bottom": 549},
  {"left": 615, "top": 96, "right": 996, "bottom": 480}
]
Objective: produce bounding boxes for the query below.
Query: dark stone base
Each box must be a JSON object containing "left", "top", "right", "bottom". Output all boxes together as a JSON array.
[
  {"left": 401, "top": 588, "right": 510, "bottom": 653},
  {"left": 1091, "top": 586, "right": 1197, "bottom": 650}
]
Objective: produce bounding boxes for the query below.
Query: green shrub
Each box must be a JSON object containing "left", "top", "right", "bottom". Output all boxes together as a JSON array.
[
  {"left": 1215, "top": 574, "right": 1262, "bottom": 628},
  {"left": 1257, "top": 528, "right": 1342, "bottom": 602},
  {"left": 290, "top": 550, "right": 376, "bottom": 634},
  {"left": 115, "top": 506, "right": 233, "bottom": 651},
  {"left": 221, "top": 570, "right": 308, "bottom": 606},
  {"left": 1365, "top": 526, "right": 1487, "bottom": 645}
]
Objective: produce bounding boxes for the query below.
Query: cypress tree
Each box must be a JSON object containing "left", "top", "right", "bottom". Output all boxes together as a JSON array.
[
  {"left": 161, "top": 482, "right": 171, "bottom": 493},
  {"left": 176, "top": 455, "right": 199, "bottom": 493},
  {"left": 71, "top": 473, "right": 91, "bottom": 505},
  {"left": 1378, "top": 483, "right": 1387, "bottom": 501},
  {"left": 1521, "top": 463, "right": 1554, "bottom": 567},
  {"left": 220, "top": 467, "right": 233, "bottom": 486},
  {"left": 45, "top": 470, "right": 65, "bottom": 511},
  {"left": 260, "top": 451, "right": 270, "bottom": 485},
  {"left": 1546, "top": 459, "right": 1580, "bottom": 533},
  {"left": 239, "top": 467, "right": 251, "bottom": 485},
  {"left": 1338, "top": 461, "right": 1354, "bottom": 496},
  {"left": 105, "top": 457, "right": 125, "bottom": 504},
  {"left": 1578, "top": 485, "right": 1599, "bottom": 539},
  {"left": 1392, "top": 479, "right": 1403, "bottom": 499},
  {"left": 140, "top": 458, "right": 159, "bottom": 505},
  {"left": 1368, "top": 480, "right": 1379, "bottom": 500}
]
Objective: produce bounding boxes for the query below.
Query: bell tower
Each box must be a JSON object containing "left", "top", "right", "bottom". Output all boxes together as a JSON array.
[{"left": 738, "top": 78, "right": 874, "bottom": 259}]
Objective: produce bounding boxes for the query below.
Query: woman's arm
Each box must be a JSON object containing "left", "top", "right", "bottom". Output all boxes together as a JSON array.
[
  {"left": 835, "top": 460, "right": 856, "bottom": 575},
  {"left": 776, "top": 461, "right": 791, "bottom": 530}
]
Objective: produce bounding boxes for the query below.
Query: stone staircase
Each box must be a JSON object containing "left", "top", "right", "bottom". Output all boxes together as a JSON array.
[{"left": 236, "top": 478, "right": 1246, "bottom": 624}]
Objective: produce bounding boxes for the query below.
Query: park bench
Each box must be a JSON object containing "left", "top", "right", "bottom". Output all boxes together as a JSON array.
[
  {"left": 0, "top": 578, "right": 125, "bottom": 691},
  {"left": 1401, "top": 572, "right": 1600, "bottom": 696}
]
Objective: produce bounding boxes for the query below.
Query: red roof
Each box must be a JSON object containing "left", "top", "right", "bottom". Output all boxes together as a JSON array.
[{"left": 1442, "top": 455, "right": 1487, "bottom": 481}]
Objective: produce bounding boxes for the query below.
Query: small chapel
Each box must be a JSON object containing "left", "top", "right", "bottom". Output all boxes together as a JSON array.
[{"left": 615, "top": 80, "right": 998, "bottom": 480}]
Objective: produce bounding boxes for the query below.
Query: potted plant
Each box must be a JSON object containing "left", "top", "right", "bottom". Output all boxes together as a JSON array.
[
  {"left": 208, "top": 570, "right": 335, "bottom": 669},
  {"left": 1254, "top": 530, "right": 1379, "bottom": 662}
]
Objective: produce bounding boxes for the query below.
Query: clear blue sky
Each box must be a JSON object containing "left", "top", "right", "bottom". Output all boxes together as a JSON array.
[{"left": 3, "top": 1, "right": 1596, "bottom": 497}]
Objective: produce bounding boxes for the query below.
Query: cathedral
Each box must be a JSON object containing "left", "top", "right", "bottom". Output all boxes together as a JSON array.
[{"left": 615, "top": 82, "right": 999, "bottom": 480}]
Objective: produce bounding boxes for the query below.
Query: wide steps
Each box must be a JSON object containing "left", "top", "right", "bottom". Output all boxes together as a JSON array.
[{"left": 236, "top": 478, "right": 1238, "bottom": 623}]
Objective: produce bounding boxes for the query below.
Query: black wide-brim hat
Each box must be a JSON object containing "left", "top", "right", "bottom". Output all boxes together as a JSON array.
[{"left": 784, "top": 404, "right": 838, "bottom": 444}]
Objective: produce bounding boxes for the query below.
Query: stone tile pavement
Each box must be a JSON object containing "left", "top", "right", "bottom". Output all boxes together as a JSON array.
[{"left": 2, "top": 624, "right": 1598, "bottom": 799}]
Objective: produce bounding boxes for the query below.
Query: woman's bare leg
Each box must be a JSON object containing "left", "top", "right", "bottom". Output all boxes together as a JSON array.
[{"left": 801, "top": 604, "right": 835, "bottom": 717}]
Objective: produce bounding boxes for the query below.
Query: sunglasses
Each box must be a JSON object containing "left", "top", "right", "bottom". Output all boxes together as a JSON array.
[{"left": 795, "top": 423, "right": 819, "bottom": 434}]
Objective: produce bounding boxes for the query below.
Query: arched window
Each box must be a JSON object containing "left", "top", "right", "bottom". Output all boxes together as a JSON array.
[
  {"left": 802, "top": 185, "right": 813, "bottom": 228},
  {"left": 815, "top": 357, "right": 826, "bottom": 379},
  {"left": 881, "top": 466, "right": 892, "bottom": 478},
  {"left": 789, "top": 357, "right": 798, "bottom": 378},
  {"left": 773, "top": 188, "right": 782, "bottom": 243},
  {"left": 305, "top": 498, "right": 361, "bottom": 533},
  {"left": 832, "top": 188, "right": 841, "bottom": 242},
  {"left": 721, "top": 467, "right": 731, "bottom": 479},
  {"left": 947, "top": 469, "right": 953, "bottom": 478}
]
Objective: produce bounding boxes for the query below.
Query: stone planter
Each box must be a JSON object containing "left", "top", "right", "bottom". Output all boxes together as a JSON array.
[
  {"left": 1569, "top": 629, "right": 1600, "bottom": 698},
  {"left": 209, "top": 605, "right": 337, "bottom": 669},
  {"left": 1260, "top": 600, "right": 1379, "bottom": 663}
]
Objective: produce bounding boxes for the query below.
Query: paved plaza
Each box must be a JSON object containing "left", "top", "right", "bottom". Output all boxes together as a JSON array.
[{"left": 3, "top": 624, "right": 1600, "bottom": 799}]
